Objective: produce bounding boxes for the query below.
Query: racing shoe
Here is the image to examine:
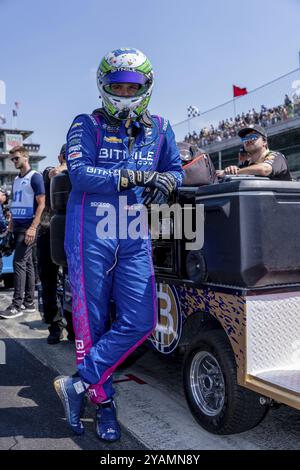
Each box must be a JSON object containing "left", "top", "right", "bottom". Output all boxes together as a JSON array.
[
  {"left": 95, "top": 400, "right": 121, "bottom": 442},
  {"left": 53, "top": 375, "right": 88, "bottom": 435}
]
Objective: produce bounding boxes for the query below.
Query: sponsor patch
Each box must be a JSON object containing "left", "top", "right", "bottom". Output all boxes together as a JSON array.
[
  {"left": 107, "top": 125, "right": 120, "bottom": 133},
  {"left": 104, "top": 136, "right": 123, "bottom": 144},
  {"left": 150, "top": 284, "right": 182, "bottom": 355},
  {"left": 69, "top": 138, "right": 81, "bottom": 146},
  {"left": 89, "top": 115, "right": 98, "bottom": 126},
  {"left": 90, "top": 202, "right": 111, "bottom": 207},
  {"left": 68, "top": 151, "right": 82, "bottom": 160},
  {"left": 69, "top": 160, "right": 83, "bottom": 170},
  {"left": 102, "top": 123, "right": 120, "bottom": 133},
  {"left": 68, "top": 132, "right": 83, "bottom": 139},
  {"left": 69, "top": 145, "right": 82, "bottom": 152},
  {"left": 71, "top": 122, "right": 83, "bottom": 129}
]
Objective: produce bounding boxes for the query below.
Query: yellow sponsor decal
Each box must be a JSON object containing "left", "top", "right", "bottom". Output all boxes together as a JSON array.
[
  {"left": 71, "top": 122, "right": 83, "bottom": 129},
  {"left": 104, "top": 136, "right": 123, "bottom": 144}
]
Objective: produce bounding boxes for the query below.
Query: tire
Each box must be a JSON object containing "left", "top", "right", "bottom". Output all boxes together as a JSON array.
[
  {"left": 183, "top": 330, "right": 268, "bottom": 434},
  {"left": 50, "top": 214, "right": 67, "bottom": 267},
  {"left": 3, "top": 274, "right": 14, "bottom": 289}
]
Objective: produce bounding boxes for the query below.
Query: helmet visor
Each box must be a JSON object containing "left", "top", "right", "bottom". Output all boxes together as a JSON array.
[
  {"left": 102, "top": 70, "right": 148, "bottom": 85},
  {"left": 102, "top": 71, "right": 151, "bottom": 97}
]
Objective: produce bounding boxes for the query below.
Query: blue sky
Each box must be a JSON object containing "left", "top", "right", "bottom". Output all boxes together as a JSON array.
[{"left": 1, "top": 0, "right": 300, "bottom": 167}]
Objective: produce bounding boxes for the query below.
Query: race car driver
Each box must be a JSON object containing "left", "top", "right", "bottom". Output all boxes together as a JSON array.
[{"left": 54, "top": 48, "right": 184, "bottom": 442}]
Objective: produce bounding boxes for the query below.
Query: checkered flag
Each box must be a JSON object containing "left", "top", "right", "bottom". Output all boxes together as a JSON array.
[{"left": 187, "top": 105, "right": 200, "bottom": 118}]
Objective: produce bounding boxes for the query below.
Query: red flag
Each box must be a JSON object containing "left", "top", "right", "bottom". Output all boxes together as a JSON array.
[{"left": 233, "top": 85, "right": 248, "bottom": 97}]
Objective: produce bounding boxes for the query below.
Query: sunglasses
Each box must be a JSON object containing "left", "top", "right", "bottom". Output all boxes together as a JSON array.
[
  {"left": 10, "top": 156, "right": 20, "bottom": 162},
  {"left": 241, "top": 133, "right": 261, "bottom": 143}
]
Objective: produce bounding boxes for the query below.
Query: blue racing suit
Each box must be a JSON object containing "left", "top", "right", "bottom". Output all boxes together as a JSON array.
[{"left": 65, "top": 109, "right": 183, "bottom": 404}]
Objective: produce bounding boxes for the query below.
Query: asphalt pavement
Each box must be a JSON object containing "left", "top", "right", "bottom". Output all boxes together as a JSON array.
[
  {"left": 0, "top": 332, "right": 146, "bottom": 450},
  {"left": 1, "top": 287, "right": 300, "bottom": 452}
]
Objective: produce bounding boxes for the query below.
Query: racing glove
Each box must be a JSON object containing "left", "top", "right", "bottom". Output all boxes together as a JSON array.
[
  {"left": 142, "top": 187, "right": 170, "bottom": 206},
  {"left": 118, "top": 170, "right": 177, "bottom": 197}
]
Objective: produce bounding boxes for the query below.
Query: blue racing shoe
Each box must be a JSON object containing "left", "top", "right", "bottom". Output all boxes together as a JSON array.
[
  {"left": 96, "top": 400, "right": 121, "bottom": 442},
  {"left": 53, "top": 375, "right": 87, "bottom": 435}
]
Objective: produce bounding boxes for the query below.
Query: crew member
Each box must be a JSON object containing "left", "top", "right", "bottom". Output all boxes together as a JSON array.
[{"left": 219, "top": 125, "right": 291, "bottom": 180}]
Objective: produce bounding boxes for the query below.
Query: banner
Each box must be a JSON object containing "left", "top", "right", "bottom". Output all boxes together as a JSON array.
[{"left": 5, "top": 134, "right": 23, "bottom": 152}]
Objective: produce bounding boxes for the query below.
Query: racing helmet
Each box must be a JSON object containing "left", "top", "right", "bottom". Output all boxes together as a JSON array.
[{"left": 97, "top": 48, "right": 154, "bottom": 121}]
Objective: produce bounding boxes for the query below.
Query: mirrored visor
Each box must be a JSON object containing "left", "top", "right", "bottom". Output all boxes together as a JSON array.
[{"left": 102, "top": 70, "right": 148, "bottom": 85}]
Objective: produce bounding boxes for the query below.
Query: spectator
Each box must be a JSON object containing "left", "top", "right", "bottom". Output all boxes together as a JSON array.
[
  {"left": 184, "top": 94, "right": 296, "bottom": 147},
  {"left": 0, "top": 146, "right": 45, "bottom": 319},
  {"left": 292, "top": 88, "right": 300, "bottom": 116},
  {"left": 284, "top": 94, "right": 292, "bottom": 107}
]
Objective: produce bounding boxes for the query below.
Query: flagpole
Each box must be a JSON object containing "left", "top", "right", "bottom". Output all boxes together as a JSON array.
[{"left": 233, "top": 98, "right": 236, "bottom": 119}]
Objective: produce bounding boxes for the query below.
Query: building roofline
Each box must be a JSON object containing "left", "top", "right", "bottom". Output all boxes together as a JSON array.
[{"left": 0, "top": 128, "right": 33, "bottom": 139}]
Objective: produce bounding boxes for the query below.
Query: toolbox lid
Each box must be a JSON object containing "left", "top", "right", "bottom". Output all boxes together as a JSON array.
[{"left": 195, "top": 176, "right": 300, "bottom": 199}]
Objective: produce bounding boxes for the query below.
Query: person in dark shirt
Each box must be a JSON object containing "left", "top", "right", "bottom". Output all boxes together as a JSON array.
[
  {"left": 37, "top": 144, "right": 74, "bottom": 344},
  {"left": 238, "top": 145, "right": 249, "bottom": 167},
  {"left": 218, "top": 125, "right": 291, "bottom": 181}
]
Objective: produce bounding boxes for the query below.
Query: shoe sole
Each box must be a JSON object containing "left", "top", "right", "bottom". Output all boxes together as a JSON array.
[
  {"left": 22, "top": 308, "right": 36, "bottom": 313},
  {"left": 96, "top": 432, "right": 121, "bottom": 443},
  {"left": 47, "top": 338, "right": 61, "bottom": 345},
  {"left": 0, "top": 312, "right": 23, "bottom": 319},
  {"left": 53, "top": 376, "right": 84, "bottom": 435}
]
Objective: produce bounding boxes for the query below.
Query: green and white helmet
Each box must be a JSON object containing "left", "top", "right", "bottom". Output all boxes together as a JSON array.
[{"left": 97, "top": 48, "right": 154, "bottom": 121}]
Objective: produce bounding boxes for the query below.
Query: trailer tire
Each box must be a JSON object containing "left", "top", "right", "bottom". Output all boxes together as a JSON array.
[{"left": 183, "top": 329, "right": 268, "bottom": 434}]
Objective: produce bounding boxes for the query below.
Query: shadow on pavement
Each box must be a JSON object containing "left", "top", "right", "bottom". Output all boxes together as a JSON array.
[{"left": 0, "top": 337, "right": 145, "bottom": 450}]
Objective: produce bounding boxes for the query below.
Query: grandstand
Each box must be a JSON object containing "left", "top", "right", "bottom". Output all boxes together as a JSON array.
[{"left": 175, "top": 68, "right": 300, "bottom": 178}]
